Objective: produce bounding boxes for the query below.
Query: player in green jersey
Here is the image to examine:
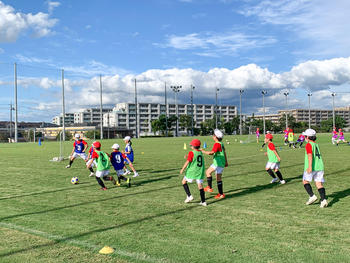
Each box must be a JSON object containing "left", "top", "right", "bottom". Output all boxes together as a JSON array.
[
  {"left": 180, "top": 139, "right": 207, "bottom": 206},
  {"left": 87, "top": 141, "right": 116, "bottom": 190},
  {"left": 202, "top": 129, "right": 228, "bottom": 199},
  {"left": 302, "top": 129, "right": 328, "bottom": 208},
  {"left": 264, "top": 133, "right": 285, "bottom": 184},
  {"left": 288, "top": 129, "right": 295, "bottom": 148}
]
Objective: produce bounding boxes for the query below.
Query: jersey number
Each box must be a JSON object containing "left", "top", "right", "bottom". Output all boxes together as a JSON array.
[
  {"left": 315, "top": 147, "right": 321, "bottom": 159},
  {"left": 115, "top": 155, "right": 121, "bottom": 163},
  {"left": 197, "top": 155, "right": 203, "bottom": 167},
  {"left": 100, "top": 153, "right": 108, "bottom": 165}
]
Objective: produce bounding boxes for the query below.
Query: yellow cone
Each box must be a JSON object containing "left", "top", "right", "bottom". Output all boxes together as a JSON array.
[
  {"left": 184, "top": 143, "right": 187, "bottom": 150},
  {"left": 99, "top": 246, "right": 115, "bottom": 254}
]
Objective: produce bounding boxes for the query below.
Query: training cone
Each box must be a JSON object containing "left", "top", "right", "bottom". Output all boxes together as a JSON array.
[
  {"left": 38, "top": 138, "right": 42, "bottom": 146},
  {"left": 184, "top": 143, "right": 187, "bottom": 150},
  {"left": 99, "top": 246, "right": 115, "bottom": 254},
  {"left": 203, "top": 142, "right": 207, "bottom": 149}
]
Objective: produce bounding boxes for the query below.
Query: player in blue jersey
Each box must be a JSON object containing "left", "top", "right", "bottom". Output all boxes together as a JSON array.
[
  {"left": 66, "top": 134, "right": 88, "bottom": 169},
  {"left": 110, "top": 143, "right": 138, "bottom": 187},
  {"left": 123, "top": 136, "right": 139, "bottom": 177}
]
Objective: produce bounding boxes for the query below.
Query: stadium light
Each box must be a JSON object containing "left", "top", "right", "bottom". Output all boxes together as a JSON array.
[
  {"left": 164, "top": 82, "right": 168, "bottom": 137},
  {"left": 215, "top": 87, "right": 220, "bottom": 129},
  {"left": 308, "top": 92, "right": 312, "bottom": 129},
  {"left": 331, "top": 92, "right": 336, "bottom": 128},
  {"left": 99, "top": 75, "right": 103, "bottom": 140},
  {"left": 14, "top": 63, "right": 18, "bottom": 143},
  {"left": 170, "top": 85, "right": 182, "bottom": 137},
  {"left": 190, "top": 85, "right": 195, "bottom": 136},
  {"left": 134, "top": 79, "right": 138, "bottom": 138},
  {"left": 284, "top": 91, "right": 289, "bottom": 129},
  {"left": 239, "top": 89, "right": 244, "bottom": 135},
  {"left": 61, "top": 69, "right": 66, "bottom": 141},
  {"left": 261, "top": 90, "right": 267, "bottom": 134}
]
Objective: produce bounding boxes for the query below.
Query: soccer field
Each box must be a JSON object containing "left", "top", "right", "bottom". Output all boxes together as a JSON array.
[{"left": 0, "top": 134, "right": 349, "bottom": 263}]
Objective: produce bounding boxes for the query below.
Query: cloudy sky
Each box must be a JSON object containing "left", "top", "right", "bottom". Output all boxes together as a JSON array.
[{"left": 1, "top": 0, "right": 350, "bottom": 121}]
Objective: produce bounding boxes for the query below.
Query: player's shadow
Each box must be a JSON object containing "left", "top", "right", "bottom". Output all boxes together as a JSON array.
[
  {"left": 327, "top": 188, "right": 350, "bottom": 207},
  {"left": 132, "top": 174, "right": 178, "bottom": 187},
  {"left": 139, "top": 167, "right": 179, "bottom": 174}
]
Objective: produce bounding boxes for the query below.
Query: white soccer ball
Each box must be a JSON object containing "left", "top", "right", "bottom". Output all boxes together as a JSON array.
[
  {"left": 240, "top": 140, "right": 243, "bottom": 144},
  {"left": 71, "top": 177, "right": 79, "bottom": 184}
]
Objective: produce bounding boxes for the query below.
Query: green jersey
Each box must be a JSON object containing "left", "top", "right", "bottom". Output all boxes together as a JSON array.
[
  {"left": 267, "top": 142, "right": 279, "bottom": 163},
  {"left": 213, "top": 142, "right": 226, "bottom": 168},
  {"left": 185, "top": 150, "right": 205, "bottom": 180},
  {"left": 95, "top": 150, "right": 110, "bottom": 171},
  {"left": 288, "top": 132, "right": 294, "bottom": 142},
  {"left": 304, "top": 141, "right": 324, "bottom": 171}
]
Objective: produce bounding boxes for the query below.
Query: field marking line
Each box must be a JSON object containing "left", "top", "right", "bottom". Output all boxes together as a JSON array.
[{"left": 0, "top": 222, "right": 174, "bottom": 263}]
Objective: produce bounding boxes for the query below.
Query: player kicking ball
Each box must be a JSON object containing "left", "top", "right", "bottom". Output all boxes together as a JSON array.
[
  {"left": 180, "top": 139, "right": 207, "bottom": 206},
  {"left": 302, "top": 129, "right": 328, "bottom": 208},
  {"left": 264, "top": 134, "right": 285, "bottom": 184},
  {"left": 202, "top": 129, "right": 228, "bottom": 199},
  {"left": 87, "top": 141, "right": 116, "bottom": 190},
  {"left": 66, "top": 134, "right": 89, "bottom": 169}
]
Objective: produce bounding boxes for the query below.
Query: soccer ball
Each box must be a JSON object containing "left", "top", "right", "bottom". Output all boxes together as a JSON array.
[{"left": 71, "top": 177, "right": 79, "bottom": 184}]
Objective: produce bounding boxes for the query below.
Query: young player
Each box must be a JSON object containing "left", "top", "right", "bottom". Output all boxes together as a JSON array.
[
  {"left": 256, "top": 128, "right": 260, "bottom": 143},
  {"left": 283, "top": 128, "right": 289, "bottom": 145},
  {"left": 302, "top": 129, "right": 328, "bottom": 208},
  {"left": 86, "top": 141, "right": 97, "bottom": 177},
  {"left": 123, "top": 136, "right": 139, "bottom": 177},
  {"left": 87, "top": 141, "right": 116, "bottom": 190},
  {"left": 296, "top": 134, "right": 305, "bottom": 148},
  {"left": 202, "top": 129, "right": 228, "bottom": 199},
  {"left": 264, "top": 134, "right": 285, "bottom": 184},
  {"left": 180, "top": 139, "right": 207, "bottom": 206},
  {"left": 110, "top": 143, "right": 138, "bottom": 187},
  {"left": 66, "top": 134, "right": 88, "bottom": 168},
  {"left": 288, "top": 128, "right": 295, "bottom": 148},
  {"left": 261, "top": 131, "right": 271, "bottom": 148},
  {"left": 331, "top": 127, "right": 338, "bottom": 145},
  {"left": 336, "top": 128, "right": 348, "bottom": 145}
]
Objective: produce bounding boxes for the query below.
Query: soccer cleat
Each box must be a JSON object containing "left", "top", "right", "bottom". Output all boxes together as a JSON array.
[
  {"left": 101, "top": 187, "right": 107, "bottom": 191},
  {"left": 66, "top": 165, "right": 71, "bottom": 168},
  {"left": 89, "top": 172, "right": 95, "bottom": 177},
  {"left": 214, "top": 194, "right": 225, "bottom": 199},
  {"left": 199, "top": 202, "right": 207, "bottom": 206},
  {"left": 116, "top": 182, "right": 121, "bottom": 186},
  {"left": 204, "top": 186, "right": 213, "bottom": 192},
  {"left": 270, "top": 178, "right": 278, "bottom": 183},
  {"left": 306, "top": 195, "right": 318, "bottom": 205},
  {"left": 132, "top": 172, "right": 139, "bottom": 178},
  {"left": 280, "top": 180, "right": 286, "bottom": 184},
  {"left": 124, "top": 170, "right": 131, "bottom": 175},
  {"left": 320, "top": 199, "right": 328, "bottom": 208},
  {"left": 127, "top": 178, "right": 131, "bottom": 188},
  {"left": 184, "top": 195, "right": 194, "bottom": 203}
]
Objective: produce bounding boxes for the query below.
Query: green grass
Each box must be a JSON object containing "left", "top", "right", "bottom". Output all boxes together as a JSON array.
[{"left": 1, "top": 134, "right": 350, "bottom": 263}]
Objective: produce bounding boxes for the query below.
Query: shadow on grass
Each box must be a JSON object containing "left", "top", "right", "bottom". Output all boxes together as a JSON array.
[{"left": 327, "top": 188, "right": 350, "bottom": 207}]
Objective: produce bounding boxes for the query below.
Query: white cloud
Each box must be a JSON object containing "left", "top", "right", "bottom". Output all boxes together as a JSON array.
[
  {"left": 14, "top": 54, "right": 52, "bottom": 64},
  {"left": 47, "top": 1, "right": 60, "bottom": 14},
  {"left": 0, "top": 47, "right": 3, "bottom": 53},
  {"left": 0, "top": 1, "right": 58, "bottom": 43}
]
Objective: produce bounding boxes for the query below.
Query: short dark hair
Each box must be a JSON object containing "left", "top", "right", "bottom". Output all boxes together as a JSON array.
[
  {"left": 308, "top": 136, "right": 317, "bottom": 141},
  {"left": 217, "top": 137, "right": 223, "bottom": 142},
  {"left": 193, "top": 145, "right": 200, "bottom": 150}
]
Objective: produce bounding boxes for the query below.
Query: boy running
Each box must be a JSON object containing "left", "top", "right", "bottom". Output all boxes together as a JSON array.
[
  {"left": 66, "top": 134, "right": 88, "bottom": 168},
  {"left": 264, "top": 134, "right": 285, "bottom": 184},
  {"left": 302, "top": 129, "right": 328, "bottom": 208},
  {"left": 180, "top": 139, "right": 207, "bottom": 206},
  {"left": 288, "top": 128, "right": 295, "bottom": 148},
  {"left": 336, "top": 128, "right": 348, "bottom": 145},
  {"left": 87, "top": 141, "right": 117, "bottom": 190},
  {"left": 283, "top": 128, "right": 289, "bottom": 145},
  {"left": 123, "top": 136, "right": 139, "bottom": 177},
  {"left": 86, "top": 142, "right": 96, "bottom": 177},
  {"left": 296, "top": 134, "right": 305, "bottom": 148},
  {"left": 256, "top": 128, "right": 260, "bottom": 143},
  {"left": 202, "top": 129, "right": 228, "bottom": 199}
]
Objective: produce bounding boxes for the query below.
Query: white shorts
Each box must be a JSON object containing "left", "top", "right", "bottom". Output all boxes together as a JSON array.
[
  {"left": 114, "top": 169, "right": 124, "bottom": 176},
  {"left": 184, "top": 176, "right": 203, "bottom": 184},
  {"left": 72, "top": 152, "right": 87, "bottom": 160},
  {"left": 266, "top": 162, "right": 280, "bottom": 170},
  {"left": 210, "top": 164, "right": 224, "bottom": 175},
  {"left": 86, "top": 160, "right": 97, "bottom": 168},
  {"left": 303, "top": 171, "right": 325, "bottom": 182},
  {"left": 96, "top": 170, "right": 110, "bottom": 178}
]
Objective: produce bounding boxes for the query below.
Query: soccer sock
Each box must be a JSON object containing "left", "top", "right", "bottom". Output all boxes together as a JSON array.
[
  {"left": 183, "top": 183, "right": 191, "bottom": 197},
  {"left": 69, "top": 160, "right": 73, "bottom": 166},
  {"left": 261, "top": 143, "right": 266, "bottom": 148},
  {"left": 300, "top": 142, "right": 303, "bottom": 147},
  {"left": 89, "top": 167, "right": 94, "bottom": 173},
  {"left": 199, "top": 189, "right": 205, "bottom": 203},
  {"left": 318, "top": 187, "right": 326, "bottom": 201},
  {"left": 207, "top": 177, "right": 213, "bottom": 188},
  {"left": 267, "top": 169, "right": 276, "bottom": 178},
  {"left": 217, "top": 181, "right": 223, "bottom": 195},
  {"left": 96, "top": 177, "right": 106, "bottom": 188},
  {"left": 120, "top": 175, "right": 127, "bottom": 181},
  {"left": 304, "top": 183, "right": 314, "bottom": 197},
  {"left": 275, "top": 171, "right": 284, "bottom": 181},
  {"left": 117, "top": 175, "right": 121, "bottom": 184}
]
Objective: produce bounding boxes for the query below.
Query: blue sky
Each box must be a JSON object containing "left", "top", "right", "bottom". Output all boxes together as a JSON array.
[{"left": 1, "top": 0, "right": 350, "bottom": 121}]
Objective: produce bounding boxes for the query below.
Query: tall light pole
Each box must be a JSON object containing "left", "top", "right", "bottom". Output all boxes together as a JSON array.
[
  {"left": 61, "top": 69, "right": 65, "bottom": 141},
  {"left": 331, "top": 92, "right": 336, "bottom": 128},
  {"left": 262, "top": 90, "right": 267, "bottom": 135},
  {"left": 164, "top": 82, "right": 168, "bottom": 137},
  {"left": 215, "top": 87, "right": 219, "bottom": 129},
  {"left": 239, "top": 89, "right": 244, "bottom": 135},
  {"left": 284, "top": 91, "right": 289, "bottom": 129},
  {"left": 190, "top": 85, "right": 195, "bottom": 136},
  {"left": 99, "top": 74, "right": 103, "bottom": 140},
  {"left": 134, "top": 79, "right": 138, "bottom": 138},
  {"left": 308, "top": 92, "right": 312, "bottom": 129},
  {"left": 170, "top": 85, "right": 182, "bottom": 137},
  {"left": 9, "top": 103, "right": 14, "bottom": 140},
  {"left": 14, "top": 63, "right": 18, "bottom": 143}
]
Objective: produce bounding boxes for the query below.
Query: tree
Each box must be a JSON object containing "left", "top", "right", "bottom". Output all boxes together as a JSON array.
[
  {"left": 278, "top": 115, "right": 297, "bottom": 131},
  {"left": 151, "top": 114, "right": 178, "bottom": 135},
  {"left": 200, "top": 118, "right": 216, "bottom": 135},
  {"left": 320, "top": 116, "right": 346, "bottom": 132},
  {"left": 179, "top": 115, "right": 194, "bottom": 134}
]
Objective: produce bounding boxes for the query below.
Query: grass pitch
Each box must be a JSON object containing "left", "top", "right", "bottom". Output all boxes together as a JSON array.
[{"left": 0, "top": 134, "right": 350, "bottom": 263}]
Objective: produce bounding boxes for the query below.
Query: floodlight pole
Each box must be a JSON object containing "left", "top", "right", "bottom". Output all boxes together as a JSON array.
[
  {"left": 165, "top": 82, "right": 168, "bottom": 137},
  {"left": 99, "top": 74, "right": 103, "bottom": 140},
  {"left": 61, "top": 69, "right": 66, "bottom": 141},
  {"left": 134, "top": 79, "right": 138, "bottom": 138},
  {"left": 14, "top": 63, "right": 18, "bottom": 143},
  {"left": 9, "top": 103, "right": 14, "bottom": 140},
  {"left": 215, "top": 87, "right": 219, "bottom": 129},
  {"left": 284, "top": 91, "right": 289, "bottom": 129},
  {"left": 332, "top": 92, "right": 336, "bottom": 128},
  {"left": 262, "top": 90, "right": 267, "bottom": 135},
  {"left": 170, "top": 85, "right": 182, "bottom": 137},
  {"left": 308, "top": 92, "right": 312, "bottom": 129},
  {"left": 239, "top": 89, "right": 244, "bottom": 135},
  {"left": 190, "top": 84, "right": 195, "bottom": 136}
]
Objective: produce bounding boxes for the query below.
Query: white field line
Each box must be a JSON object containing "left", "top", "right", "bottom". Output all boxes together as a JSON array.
[{"left": 0, "top": 222, "right": 174, "bottom": 263}]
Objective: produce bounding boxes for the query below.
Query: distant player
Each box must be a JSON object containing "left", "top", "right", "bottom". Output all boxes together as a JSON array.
[
  {"left": 256, "top": 128, "right": 260, "bottom": 143},
  {"left": 202, "top": 129, "right": 228, "bottom": 199},
  {"left": 123, "top": 136, "right": 139, "bottom": 177},
  {"left": 331, "top": 127, "right": 338, "bottom": 145},
  {"left": 87, "top": 141, "right": 116, "bottom": 190},
  {"left": 110, "top": 143, "right": 138, "bottom": 187},
  {"left": 336, "top": 128, "right": 348, "bottom": 145},
  {"left": 180, "top": 139, "right": 207, "bottom": 206},
  {"left": 264, "top": 133, "right": 285, "bottom": 184},
  {"left": 288, "top": 128, "right": 295, "bottom": 148},
  {"left": 66, "top": 134, "right": 88, "bottom": 168},
  {"left": 302, "top": 129, "right": 328, "bottom": 208},
  {"left": 283, "top": 128, "right": 289, "bottom": 145},
  {"left": 86, "top": 142, "right": 97, "bottom": 177},
  {"left": 296, "top": 134, "right": 305, "bottom": 148}
]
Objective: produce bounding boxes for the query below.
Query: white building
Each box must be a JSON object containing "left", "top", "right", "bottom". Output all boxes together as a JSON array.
[
  {"left": 74, "top": 108, "right": 112, "bottom": 125},
  {"left": 52, "top": 113, "right": 74, "bottom": 126},
  {"left": 104, "top": 102, "right": 237, "bottom": 136}
]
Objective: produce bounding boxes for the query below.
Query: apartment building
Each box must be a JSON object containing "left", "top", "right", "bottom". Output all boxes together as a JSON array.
[
  {"left": 248, "top": 114, "right": 280, "bottom": 124},
  {"left": 74, "top": 108, "right": 112, "bottom": 125},
  {"left": 52, "top": 113, "right": 75, "bottom": 126}
]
